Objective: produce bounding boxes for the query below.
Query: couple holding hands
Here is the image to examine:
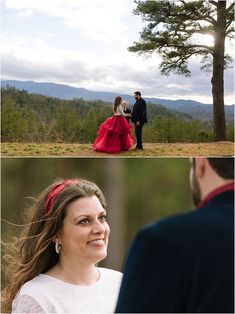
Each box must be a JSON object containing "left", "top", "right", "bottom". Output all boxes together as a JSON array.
[{"left": 93, "top": 91, "right": 147, "bottom": 153}]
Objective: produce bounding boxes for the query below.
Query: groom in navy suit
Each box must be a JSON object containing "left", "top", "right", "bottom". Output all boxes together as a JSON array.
[
  {"left": 131, "top": 91, "right": 147, "bottom": 150},
  {"left": 116, "top": 158, "right": 234, "bottom": 313}
]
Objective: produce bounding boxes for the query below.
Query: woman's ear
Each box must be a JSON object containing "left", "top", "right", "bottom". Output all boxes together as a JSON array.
[{"left": 53, "top": 235, "right": 61, "bottom": 244}]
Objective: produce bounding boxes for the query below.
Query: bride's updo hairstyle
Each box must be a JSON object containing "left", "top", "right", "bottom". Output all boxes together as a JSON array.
[
  {"left": 2, "top": 178, "right": 106, "bottom": 313},
  {"left": 113, "top": 96, "right": 122, "bottom": 113}
]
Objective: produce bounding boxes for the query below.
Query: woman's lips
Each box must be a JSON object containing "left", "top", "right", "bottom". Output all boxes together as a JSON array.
[{"left": 87, "top": 239, "right": 105, "bottom": 246}]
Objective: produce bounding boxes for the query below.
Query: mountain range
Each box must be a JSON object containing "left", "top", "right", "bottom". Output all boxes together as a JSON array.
[{"left": 1, "top": 80, "right": 234, "bottom": 121}]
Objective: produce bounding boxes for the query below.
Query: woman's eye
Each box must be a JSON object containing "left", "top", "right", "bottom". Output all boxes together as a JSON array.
[
  {"left": 99, "top": 215, "right": 107, "bottom": 222},
  {"left": 79, "top": 219, "right": 89, "bottom": 225}
]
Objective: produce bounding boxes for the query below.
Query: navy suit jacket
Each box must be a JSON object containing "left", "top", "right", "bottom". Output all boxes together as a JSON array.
[
  {"left": 131, "top": 98, "right": 147, "bottom": 124},
  {"left": 116, "top": 190, "right": 234, "bottom": 313}
]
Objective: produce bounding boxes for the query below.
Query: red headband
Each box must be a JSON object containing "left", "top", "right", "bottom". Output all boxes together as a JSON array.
[{"left": 44, "top": 179, "right": 78, "bottom": 215}]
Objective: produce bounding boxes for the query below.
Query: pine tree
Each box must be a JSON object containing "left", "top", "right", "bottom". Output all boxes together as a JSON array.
[{"left": 129, "top": 0, "right": 234, "bottom": 141}]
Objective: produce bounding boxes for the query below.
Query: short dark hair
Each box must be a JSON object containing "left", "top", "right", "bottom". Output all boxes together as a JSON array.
[
  {"left": 134, "top": 91, "right": 141, "bottom": 97},
  {"left": 207, "top": 158, "right": 234, "bottom": 179}
]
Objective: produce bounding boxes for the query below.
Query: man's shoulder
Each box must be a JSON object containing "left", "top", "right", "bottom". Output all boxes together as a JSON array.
[
  {"left": 138, "top": 207, "right": 210, "bottom": 242},
  {"left": 128, "top": 211, "right": 200, "bottom": 258},
  {"left": 142, "top": 210, "right": 195, "bottom": 235},
  {"left": 139, "top": 201, "right": 232, "bottom": 241},
  {"left": 140, "top": 98, "right": 146, "bottom": 104}
]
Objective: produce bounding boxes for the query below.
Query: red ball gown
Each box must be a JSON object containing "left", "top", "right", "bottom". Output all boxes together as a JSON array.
[{"left": 93, "top": 109, "right": 134, "bottom": 153}]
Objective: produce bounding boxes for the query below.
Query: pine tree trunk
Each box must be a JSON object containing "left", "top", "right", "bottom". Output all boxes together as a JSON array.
[{"left": 211, "top": 0, "right": 227, "bottom": 141}]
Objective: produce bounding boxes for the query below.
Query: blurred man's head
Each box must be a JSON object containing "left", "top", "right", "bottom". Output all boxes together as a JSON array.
[
  {"left": 190, "top": 158, "right": 234, "bottom": 206},
  {"left": 134, "top": 91, "right": 141, "bottom": 100}
]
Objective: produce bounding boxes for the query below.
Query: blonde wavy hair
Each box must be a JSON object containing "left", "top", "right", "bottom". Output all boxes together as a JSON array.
[{"left": 1, "top": 178, "right": 106, "bottom": 313}]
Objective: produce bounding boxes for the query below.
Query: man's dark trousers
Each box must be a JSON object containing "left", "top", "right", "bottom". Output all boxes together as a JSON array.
[
  {"left": 135, "top": 123, "right": 143, "bottom": 149},
  {"left": 131, "top": 97, "right": 147, "bottom": 149}
]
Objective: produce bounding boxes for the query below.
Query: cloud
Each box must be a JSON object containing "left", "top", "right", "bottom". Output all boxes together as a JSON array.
[
  {"left": 2, "top": 40, "right": 234, "bottom": 104},
  {"left": 2, "top": 0, "right": 234, "bottom": 104},
  {"left": 15, "top": 9, "right": 32, "bottom": 18},
  {"left": 3, "top": 0, "right": 134, "bottom": 43},
  {"left": 2, "top": 34, "right": 234, "bottom": 104}
]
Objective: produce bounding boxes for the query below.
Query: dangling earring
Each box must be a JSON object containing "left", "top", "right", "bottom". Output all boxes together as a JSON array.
[{"left": 55, "top": 241, "right": 61, "bottom": 254}]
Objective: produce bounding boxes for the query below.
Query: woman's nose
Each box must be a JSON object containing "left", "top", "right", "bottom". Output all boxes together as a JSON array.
[{"left": 92, "top": 220, "right": 105, "bottom": 233}]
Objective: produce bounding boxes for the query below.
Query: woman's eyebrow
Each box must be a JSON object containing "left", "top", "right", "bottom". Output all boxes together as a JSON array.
[{"left": 73, "top": 210, "right": 106, "bottom": 222}]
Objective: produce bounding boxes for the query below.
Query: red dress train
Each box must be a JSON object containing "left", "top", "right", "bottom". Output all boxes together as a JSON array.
[{"left": 93, "top": 115, "right": 134, "bottom": 153}]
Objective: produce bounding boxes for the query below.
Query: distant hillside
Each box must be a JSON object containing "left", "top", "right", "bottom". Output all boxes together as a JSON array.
[
  {"left": 3, "top": 86, "right": 207, "bottom": 144},
  {"left": 1, "top": 80, "right": 234, "bottom": 121},
  {"left": 1, "top": 85, "right": 191, "bottom": 122}
]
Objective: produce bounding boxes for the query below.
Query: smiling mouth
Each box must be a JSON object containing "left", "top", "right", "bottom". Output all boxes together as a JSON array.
[{"left": 87, "top": 239, "right": 105, "bottom": 246}]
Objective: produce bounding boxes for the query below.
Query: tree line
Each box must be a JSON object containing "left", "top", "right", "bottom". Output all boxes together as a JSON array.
[{"left": 1, "top": 87, "right": 234, "bottom": 143}]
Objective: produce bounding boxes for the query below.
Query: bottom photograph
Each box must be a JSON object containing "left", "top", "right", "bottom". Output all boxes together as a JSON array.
[{"left": 1, "top": 157, "right": 234, "bottom": 313}]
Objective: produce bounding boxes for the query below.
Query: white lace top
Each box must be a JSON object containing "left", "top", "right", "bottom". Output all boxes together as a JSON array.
[
  {"left": 114, "top": 104, "right": 128, "bottom": 116},
  {"left": 12, "top": 268, "right": 122, "bottom": 313}
]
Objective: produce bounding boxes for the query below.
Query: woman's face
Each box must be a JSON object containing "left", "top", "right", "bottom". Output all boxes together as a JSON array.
[{"left": 59, "top": 195, "right": 110, "bottom": 265}]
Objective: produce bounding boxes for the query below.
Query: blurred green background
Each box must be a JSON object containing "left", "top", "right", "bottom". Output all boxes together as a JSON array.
[{"left": 2, "top": 158, "right": 193, "bottom": 271}]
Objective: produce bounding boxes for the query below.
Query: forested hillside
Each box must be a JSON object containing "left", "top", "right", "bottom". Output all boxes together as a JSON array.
[{"left": 1, "top": 88, "right": 234, "bottom": 143}]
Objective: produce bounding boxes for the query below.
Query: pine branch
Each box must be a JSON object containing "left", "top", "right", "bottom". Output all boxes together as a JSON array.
[
  {"left": 165, "top": 44, "right": 214, "bottom": 53},
  {"left": 226, "top": 27, "right": 235, "bottom": 36},
  {"left": 186, "top": 45, "right": 214, "bottom": 53},
  {"left": 226, "top": 2, "right": 235, "bottom": 14},
  {"left": 225, "top": 8, "right": 234, "bottom": 30},
  {"left": 208, "top": 0, "right": 218, "bottom": 7},
  {"left": 226, "top": 20, "right": 234, "bottom": 29},
  {"left": 189, "top": 29, "right": 214, "bottom": 36}
]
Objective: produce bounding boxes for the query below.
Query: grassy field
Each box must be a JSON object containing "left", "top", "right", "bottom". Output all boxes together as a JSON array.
[{"left": 1, "top": 142, "right": 234, "bottom": 157}]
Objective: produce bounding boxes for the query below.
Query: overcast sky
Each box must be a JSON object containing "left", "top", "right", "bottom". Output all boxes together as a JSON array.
[{"left": 1, "top": 0, "right": 234, "bottom": 104}]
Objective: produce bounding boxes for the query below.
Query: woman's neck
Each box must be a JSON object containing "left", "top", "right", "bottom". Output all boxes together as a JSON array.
[{"left": 45, "top": 259, "right": 100, "bottom": 286}]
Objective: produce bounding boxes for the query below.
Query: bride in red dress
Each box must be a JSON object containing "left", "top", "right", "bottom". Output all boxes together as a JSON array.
[{"left": 93, "top": 96, "right": 134, "bottom": 153}]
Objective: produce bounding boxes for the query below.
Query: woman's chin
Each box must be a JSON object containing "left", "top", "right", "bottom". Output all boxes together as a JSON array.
[{"left": 90, "top": 251, "right": 107, "bottom": 264}]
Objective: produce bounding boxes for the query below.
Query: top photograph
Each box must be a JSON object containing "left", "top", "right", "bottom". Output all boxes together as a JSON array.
[{"left": 1, "top": 0, "right": 234, "bottom": 157}]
